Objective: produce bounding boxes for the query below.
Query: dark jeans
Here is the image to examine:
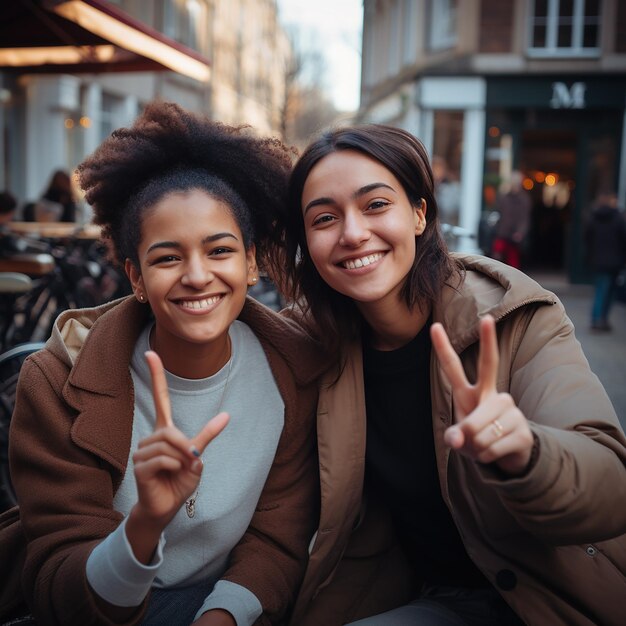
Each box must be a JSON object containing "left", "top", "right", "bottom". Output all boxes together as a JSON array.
[
  {"left": 141, "top": 580, "right": 211, "bottom": 626},
  {"left": 346, "top": 585, "right": 524, "bottom": 626},
  {"left": 591, "top": 270, "right": 618, "bottom": 325},
  {"left": 0, "top": 582, "right": 211, "bottom": 626}
]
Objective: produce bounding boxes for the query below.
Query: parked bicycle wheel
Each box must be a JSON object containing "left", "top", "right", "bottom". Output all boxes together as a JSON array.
[
  {"left": 0, "top": 272, "right": 33, "bottom": 352},
  {"left": 0, "top": 342, "right": 44, "bottom": 512}
]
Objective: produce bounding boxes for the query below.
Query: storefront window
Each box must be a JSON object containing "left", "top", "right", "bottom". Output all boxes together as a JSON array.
[
  {"left": 484, "top": 123, "right": 513, "bottom": 210},
  {"left": 528, "top": 0, "right": 601, "bottom": 56},
  {"left": 63, "top": 113, "right": 81, "bottom": 174},
  {"left": 432, "top": 110, "right": 463, "bottom": 227},
  {"left": 161, "top": 0, "right": 208, "bottom": 54},
  {"left": 100, "top": 93, "right": 121, "bottom": 143}
]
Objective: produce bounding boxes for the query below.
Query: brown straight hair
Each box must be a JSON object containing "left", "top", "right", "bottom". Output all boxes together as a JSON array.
[{"left": 273, "top": 124, "right": 457, "bottom": 348}]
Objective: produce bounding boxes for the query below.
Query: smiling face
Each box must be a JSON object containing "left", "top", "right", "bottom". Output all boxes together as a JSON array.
[
  {"left": 126, "top": 188, "right": 257, "bottom": 374},
  {"left": 301, "top": 150, "right": 426, "bottom": 315}
]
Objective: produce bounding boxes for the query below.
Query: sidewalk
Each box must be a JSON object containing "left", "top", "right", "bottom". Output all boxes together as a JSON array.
[{"left": 529, "top": 272, "right": 626, "bottom": 429}]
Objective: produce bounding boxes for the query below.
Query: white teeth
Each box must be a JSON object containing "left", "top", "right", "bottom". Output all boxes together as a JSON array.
[
  {"left": 342, "top": 253, "right": 383, "bottom": 270},
  {"left": 179, "top": 296, "right": 221, "bottom": 310}
]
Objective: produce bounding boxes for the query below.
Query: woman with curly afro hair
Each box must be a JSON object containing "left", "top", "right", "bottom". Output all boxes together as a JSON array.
[{"left": 1, "top": 101, "right": 326, "bottom": 626}]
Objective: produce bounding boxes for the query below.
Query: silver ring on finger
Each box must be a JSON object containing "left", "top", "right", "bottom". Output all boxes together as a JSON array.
[{"left": 491, "top": 419, "right": 504, "bottom": 438}]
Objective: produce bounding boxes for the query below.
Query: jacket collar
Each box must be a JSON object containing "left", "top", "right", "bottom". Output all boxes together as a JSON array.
[
  {"left": 239, "top": 296, "right": 329, "bottom": 385},
  {"left": 62, "top": 297, "right": 148, "bottom": 397},
  {"left": 47, "top": 297, "right": 150, "bottom": 473},
  {"left": 45, "top": 295, "right": 327, "bottom": 472},
  {"left": 48, "top": 295, "right": 328, "bottom": 395},
  {"left": 433, "top": 254, "right": 556, "bottom": 353}
]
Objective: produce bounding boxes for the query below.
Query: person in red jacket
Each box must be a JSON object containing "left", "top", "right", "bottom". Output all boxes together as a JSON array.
[{"left": 491, "top": 170, "right": 532, "bottom": 269}]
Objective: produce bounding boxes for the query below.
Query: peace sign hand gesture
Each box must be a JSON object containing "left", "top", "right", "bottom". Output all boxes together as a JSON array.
[
  {"left": 132, "top": 351, "right": 230, "bottom": 527},
  {"left": 430, "top": 315, "right": 534, "bottom": 476}
]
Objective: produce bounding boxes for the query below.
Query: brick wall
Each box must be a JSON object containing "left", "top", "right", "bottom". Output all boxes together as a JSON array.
[{"left": 479, "top": 0, "right": 515, "bottom": 53}]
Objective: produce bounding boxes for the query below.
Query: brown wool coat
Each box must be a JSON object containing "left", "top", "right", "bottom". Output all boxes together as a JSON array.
[
  {"left": 290, "top": 254, "right": 626, "bottom": 626},
  {"left": 0, "top": 296, "right": 327, "bottom": 626}
]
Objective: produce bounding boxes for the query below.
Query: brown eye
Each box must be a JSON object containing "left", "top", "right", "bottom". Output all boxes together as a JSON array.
[
  {"left": 367, "top": 200, "right": 389, "bottom": 210},
  {"left": 312, "top": 214, "right": 335, "bottom": 226},
  {"left": 210, "top": 247, "right": 234, "bottom": 256},
  {"left": 149, "top": 255, "right": 179, "bottom": 265}
]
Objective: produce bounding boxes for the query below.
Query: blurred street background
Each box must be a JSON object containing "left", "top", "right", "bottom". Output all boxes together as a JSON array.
[
  {"left": 531, "top": 273, "right": 626, "bottom": 427},
  {"left": 0, "top": 0, "right": 624, "bottom": 413}
]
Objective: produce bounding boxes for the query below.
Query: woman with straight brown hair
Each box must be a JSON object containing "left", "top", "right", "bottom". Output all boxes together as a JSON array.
[{"left": 274, "top": 124, "right": 626, "bottom": 626}]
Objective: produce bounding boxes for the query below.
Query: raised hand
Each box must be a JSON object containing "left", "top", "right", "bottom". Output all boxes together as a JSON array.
[
  {"left": 430, "top": 315, "right": 534, "bottom": 476},
  {"left": 132, "top": 350, "right": 230, "bottom": 526}
]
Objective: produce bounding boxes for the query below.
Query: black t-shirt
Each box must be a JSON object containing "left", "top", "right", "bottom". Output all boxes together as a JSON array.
[{"left": 363, "top": 322, "right": 488, "bottom": 587}]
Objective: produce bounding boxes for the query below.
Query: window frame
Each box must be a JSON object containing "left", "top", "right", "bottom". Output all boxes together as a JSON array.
[
  {"left": 428, "top": 0, "right": 458, "bottom": 52},
  {"left": 527, "top": 0, "right": 602, "bottom": 58},
  {"left": 160, "top": 0, "right": 208, "bottom": 55}
]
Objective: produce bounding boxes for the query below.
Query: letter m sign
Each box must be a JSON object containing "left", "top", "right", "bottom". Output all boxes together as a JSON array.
[{"left": 550, "top": 82, "right": 586, "bottom": 109}]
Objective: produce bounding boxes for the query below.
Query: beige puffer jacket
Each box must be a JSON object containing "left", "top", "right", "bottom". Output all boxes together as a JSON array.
[{"left": 291, "top": 254, "right": 626, "bottom": 626}]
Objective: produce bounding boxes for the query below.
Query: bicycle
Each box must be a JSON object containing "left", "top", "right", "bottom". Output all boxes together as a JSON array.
[
  {"left": 3, "top": 235, "right": 131, "bottom": 349},
  {"left": 0, "top": 342, "right": 44, "bottom": 512},
  {"left": 0, "top": 272, "right": 34, "bottom": 352}
]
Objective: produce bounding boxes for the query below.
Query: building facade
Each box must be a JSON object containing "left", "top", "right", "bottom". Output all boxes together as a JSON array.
[
  {"left": 210, "top": 0, "right": 290, "bottom": 132},
  {"left": 358, "top": 0, "right": 626, "bottom": 281},
  {"left": 0, "top": 0, "right": 291, "bottom": 217}
]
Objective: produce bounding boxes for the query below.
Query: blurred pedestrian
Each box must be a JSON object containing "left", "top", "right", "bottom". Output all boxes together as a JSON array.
[
  {"left": 33, "top": 169, "right": 77, "bottom": 222},
  {"left": 0, "top": 190, "right": 49, "bottom": 258},
  {"left": 585, "top": 191, "right": 626, "bottom": 331},
  {"left": 0, "top": 190, "right": 20, "bottom": 255},
  {"left": 0, "top": 190, "right": 17, "bottom": 226},
  {"left": 491, "top": 171, "right": 531, "bottom": 269}
]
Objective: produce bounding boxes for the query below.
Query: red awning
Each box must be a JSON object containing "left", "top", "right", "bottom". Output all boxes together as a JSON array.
[{"left": 0, "top": 0, "right": 211, "bottom": 82}]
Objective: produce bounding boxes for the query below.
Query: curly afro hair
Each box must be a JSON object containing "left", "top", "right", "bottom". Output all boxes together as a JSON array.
[{"left": 77, "top": 101, "right": 295, "bottom": 270}]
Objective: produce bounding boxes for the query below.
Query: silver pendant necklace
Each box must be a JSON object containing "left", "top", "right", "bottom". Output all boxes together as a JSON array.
[
  {"left": 185, "top": 336, "right": 233, "bottom": 519},
  {"left": 185, "top": 495, "right": 197, "bottom": 518}
]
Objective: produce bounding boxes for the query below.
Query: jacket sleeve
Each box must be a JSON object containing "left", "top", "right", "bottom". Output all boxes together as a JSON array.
[
  {"left": 9, "top": 355, "right": 145, "bottom": 626},
  {"left": 482, "top": 299, "right": 626, "bottom": 544},
  {"left": 220, "top": 373, "right": 320, "bottom": 625}
]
